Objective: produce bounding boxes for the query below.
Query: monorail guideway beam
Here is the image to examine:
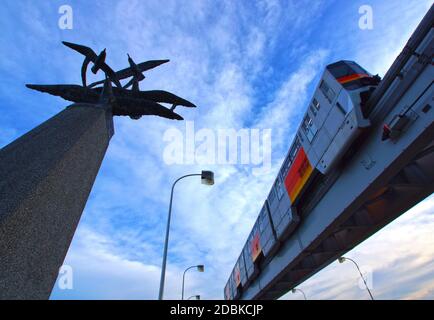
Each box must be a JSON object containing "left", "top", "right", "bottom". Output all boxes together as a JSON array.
[{"left": 239, "top": 8, "right": 434, "bottom": 299}]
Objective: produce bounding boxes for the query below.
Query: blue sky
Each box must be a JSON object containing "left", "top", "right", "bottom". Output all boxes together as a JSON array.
[{"left": 0, "top": 0, "right": 433, "bottom": 299}]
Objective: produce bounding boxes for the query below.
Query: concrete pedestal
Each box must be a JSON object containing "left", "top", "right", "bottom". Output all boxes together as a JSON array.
[{"left": 0, "top": 103, "right": 113, "bottom": 299}]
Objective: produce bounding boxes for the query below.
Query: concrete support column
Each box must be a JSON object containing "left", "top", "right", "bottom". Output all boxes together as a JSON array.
[{"left": 0, "top": 103, "right": 113, "bottom": 299}]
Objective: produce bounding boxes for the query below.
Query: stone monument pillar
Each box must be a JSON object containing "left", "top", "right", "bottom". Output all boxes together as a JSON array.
[{"left": 0, "top": 104, "right": 113, "bottom": 299}]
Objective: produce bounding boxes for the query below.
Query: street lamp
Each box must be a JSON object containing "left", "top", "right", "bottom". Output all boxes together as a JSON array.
[
  {"left": 338, "top": 256, "right": 374, "bottom": 300},
  {"left": 188, "top": 295, "right": 201, "bottom": 300},
  {"left": 291, "top": 288, "right": 307, "bottom": 300},
  {"left": 158, "top": 171, "right": 214, "bottom": 300},
  {"left": 182, "top": 265, "right": 205, "bottom": 300}
]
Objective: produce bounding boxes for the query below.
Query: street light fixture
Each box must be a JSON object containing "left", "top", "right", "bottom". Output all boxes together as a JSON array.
[
  {"left": 201, "top": 171, "right": 214, "bottom": 185},
  {"left": 158, "top": 171, "right": 214, "bottom": 300},
  {"left": 188, "top": 295, "right": 201, "bottom": 300},
  {"left": 338, "top": 256, "right": 374, "bottom": 300},
  {"left": 291, "top": 288, "right": 307, "bottom": 300},
  {"left": 182, "top": 265, "right": 205, "bottom": 300}
]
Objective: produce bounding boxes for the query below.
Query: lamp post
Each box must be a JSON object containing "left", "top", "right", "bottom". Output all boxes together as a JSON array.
[
  {"left": 158, "top": 171, "right": 214, "bottom": 300},
  {"left": 182, "top": 265, "right": 204, "bottom": 300},
  {"left": 291, "top": 288, "right": 307, "bottom": 300},
  {"left": 338, "top": 256, "right": 374, "bottom": 300},
  {"left": 188, "top": 295, "right": 201, "bottom": 300}
]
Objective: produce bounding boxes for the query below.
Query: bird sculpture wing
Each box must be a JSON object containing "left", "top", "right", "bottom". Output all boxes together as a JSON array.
[
  {"left": 88, "top": 59, "right": 170, "bottom": 88},
  {"left": 62, "top": 42, "right": 98, "bottom": 87},
  {"left": 62, "top": 41, "right": 98, "bottom": 61},
  {"left": 114, "top": 97, "right": 183, "bottom": 120},
  {"left": 95, "top": 88, "right": 197, "bottom": 108},
  {"left": 116, "top": 59, "right": 170, "bottom": 79},
  {"left": 25, "top": 84, "right": 100, "bottom": 103},
  {"left": 129, "top": 90, "right": 197, "bottom": 108}
]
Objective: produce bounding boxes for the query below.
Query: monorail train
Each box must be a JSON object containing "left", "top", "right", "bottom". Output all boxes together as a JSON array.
[{"left": 224, "top": 60, "right": 381, "bottom": 300}]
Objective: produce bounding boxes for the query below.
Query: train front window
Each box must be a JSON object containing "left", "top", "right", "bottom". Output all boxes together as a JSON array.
[
  {"left": 327, "top": 61, "right": 368, "bottom": 78},
  {"left": 347, "top": 61, "right": 369, "bottom": 75}
]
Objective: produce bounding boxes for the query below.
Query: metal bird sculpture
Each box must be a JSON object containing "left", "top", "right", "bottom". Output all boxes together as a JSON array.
[
  {"left": 62, "top": 41, "right": 122, "bottom": 88},
  {"left": 26, "top": 84, "right": 195, "bottom": 120},
  {"left": 27, "top": 41, "right": 196, "bottom": 121}
]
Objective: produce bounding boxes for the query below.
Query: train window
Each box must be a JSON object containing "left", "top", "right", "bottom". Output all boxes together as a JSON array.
[
  {"left": 274, "top": 177, "right": 284, "bottom": 200},
  {"left": 268, "top": 187, "right": 276, "bottom": 203},
  {"left": 336, "top": 102, "right": 346, "bottom": 114},
  {"left": 327, "top": 61, "right": 368, "bottom": 79},
  {"left": 281, "top": 154, "right": 291, "bottom": 177},
  {"left": 347, "top": 61, "right": 369, "bottom": 75},
  {"left": 301, "top": 119, "right": 310, "bottom": 140},
  {"left": 319, "top": 80, "right": 336, "bottom": 103},
  {"left": 327, "top": 63, "right": 352, "bottom": 78},
  {"left": 302, "top": 114, "right": 318, "bottom": 142},
  {"left": 298, "top": 132, "right": 304, "bottom": 143},
  {"left": 312, "top": 98, "right": 320, "bottom": 110},
  {"left": 310, "top": 105, "right": 317, "bottom": 116},
  {"left": 289, "top": 138, "right": 301, "bottom": 161}
]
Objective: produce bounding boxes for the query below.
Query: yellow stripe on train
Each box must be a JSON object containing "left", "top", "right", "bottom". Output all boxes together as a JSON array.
[{"left": 284, "top": 147, "right": 314, "bottom": 203}]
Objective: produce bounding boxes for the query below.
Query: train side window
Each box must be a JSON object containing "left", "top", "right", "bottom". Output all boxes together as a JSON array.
[
  {"left": 268, "top": 188, "right": 276, "bottom": 204},
  {"left": 289, "top": 137, "right": 301, "bottom": 161},
  {"left": 302, "top": 114, "right": 317, "bottom": 142},
  {"left": 298, "top": 132, "right": 304, "bottom": 143},
  {"left": 310, "top": 117, "right": 318, "bottom": 137},
  {"left": 281, "top": 154, "right": 291, "bottom": 177},
  {"left": 320, "top": 80, "right": 336, "bottom": 103},
  {"left": 312, "top": 98, "right": 320, "bottom": 110},
  {"left": 274, "top": 177, "right": 284, "bottom": 200},
  {"left": 336, "top": 101, "right": 346, "bottom": 114},
  {"left": 310, "top": 105, "right": 317, "bottom": 116}
]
